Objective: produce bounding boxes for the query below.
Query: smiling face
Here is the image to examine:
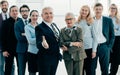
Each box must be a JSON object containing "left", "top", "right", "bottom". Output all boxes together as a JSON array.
[
  {"left": 80, "top": 6, "right": 90, "bottom": 19},
  {"left": 65, "top": 13, "right": 76, "bottom": 28},
  {"left": 10, "top": 6, "right": 18, "bottom": 19},
  {"left": 41, "top": 7, "right": 53, "bottom": 23},
  {"left": 0, "top": 1, "right": 9, "bottom": 13},
  {"left": 109, "top": 4, "right": 117, "bottom": 16},
  {"left": 20, "top": 8, "right": 29, "bottom": 19},
  {"left": 30, "top": 11, "right": 39, "bottom": 23}
]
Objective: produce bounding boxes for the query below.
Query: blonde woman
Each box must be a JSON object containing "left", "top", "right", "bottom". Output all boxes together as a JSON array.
[
  {"left": 109, "top": 4, "right": 120, "bottom": 75},
  {"left": 76, "top": 5, "right": 97, "bottom": 75}
]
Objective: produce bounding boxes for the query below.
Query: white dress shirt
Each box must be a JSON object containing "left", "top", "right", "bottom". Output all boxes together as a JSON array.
[
  {"left": 94, "top": 16, "right": 106, "bottom": 44},
  {"left": 1, "top": 12, "right": 9, "bottom": 20}
]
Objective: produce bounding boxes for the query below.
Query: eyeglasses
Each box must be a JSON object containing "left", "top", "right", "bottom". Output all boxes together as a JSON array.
[
  {"left": 110, "top": 8, "right": 117, "bottom": 10},
  {"left": 65, "top": 18, "right": 74, "bottom": 21},
  {"left": 21, "top": 10, "right": 29, "bottom": 12}
]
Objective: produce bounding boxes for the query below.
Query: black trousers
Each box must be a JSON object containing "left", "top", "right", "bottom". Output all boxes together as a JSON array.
[
  {"left": 38, "top": 55, "right": 59, "bottom": 75},
  {"left": 83, "top": 48, "right": 92, "bottom": 75},
  {"left": 91, "top": 43, "right": 110, "bottom": 75},
  {"left": 4, "top": 52, "right": 18, "bottom": 75}
]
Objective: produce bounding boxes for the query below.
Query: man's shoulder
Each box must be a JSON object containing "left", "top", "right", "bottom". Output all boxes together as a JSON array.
[{"left": 103, "top": 16, "right": 111, "bottom": 20}]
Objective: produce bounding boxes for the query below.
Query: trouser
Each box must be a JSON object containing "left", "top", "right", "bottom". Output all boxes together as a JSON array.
[
  {"left": 64, "top": 59, "right": 84, "bottom": 75},
  {"left": 91, "top": 43, "right": 110, "bottom": 75},
  {"left": 17, "top": 53, "right": 27, "bottom": 75},
  {"left": 83, "top": 49, "right": 92, "bottom": 75},
  {"left": 0, "top": 52, "right": 4, "bottom": 75},
  {"left": 4, "top": 53, "right": 18, "bottom": 75}
]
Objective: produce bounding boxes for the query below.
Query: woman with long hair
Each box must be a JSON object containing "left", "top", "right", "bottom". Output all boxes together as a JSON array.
[
  {"left": 109, "top": 4, "right": 120, "bottom": 75},
  {"left": 76, "top": 5, "right": 97, "bottom": 75}
]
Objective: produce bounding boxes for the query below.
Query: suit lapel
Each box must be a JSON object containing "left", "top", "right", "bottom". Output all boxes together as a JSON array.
[
  {"left": 102, "top": 16, "right": 107, "bottom": 35},
  {"left": 42, "top": 22, "right": 56, "bottom": 38}
]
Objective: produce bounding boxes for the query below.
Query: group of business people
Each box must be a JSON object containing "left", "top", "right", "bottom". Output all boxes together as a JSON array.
[{"left": 0, "top": 0, "right": 120, "bottom": 75}]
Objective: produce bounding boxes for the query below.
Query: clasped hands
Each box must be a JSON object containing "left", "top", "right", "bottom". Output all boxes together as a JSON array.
[{"left": 61, "top": 42, "right": 83, "bottom": 51}]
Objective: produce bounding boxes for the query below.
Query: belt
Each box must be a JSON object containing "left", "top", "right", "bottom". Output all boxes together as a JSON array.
[{"left": 98, "top": 42, "right": 106, "bottom": 46}]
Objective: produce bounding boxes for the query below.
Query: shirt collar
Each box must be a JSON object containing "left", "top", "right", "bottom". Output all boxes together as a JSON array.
[
  {"left": 94, "top": 16, "right": 103, "bottom": 20},
  {"left": 43, "top": 20, "right": 53, "bottom": 27}
]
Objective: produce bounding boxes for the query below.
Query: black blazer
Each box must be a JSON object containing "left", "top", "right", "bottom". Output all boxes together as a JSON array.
[
  {"left": 102, "top": 16, "right": 115, "bottom": 50},
  {"left": 0, "top": 14, "right": 3, "bottom": 50},
  {"left": 14, "top": 19, "right": 28, "bottom": 53},
  {"left": 35, "top": 21, "right": 62, "bottom": 60},
  {"left": 1, "top": 17, "right": 20, "bottom": 54}
]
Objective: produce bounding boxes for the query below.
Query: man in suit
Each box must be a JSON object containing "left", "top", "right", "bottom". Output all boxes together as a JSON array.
[
  {"left": 91, "top": 3, "right": 115, "bottom": 75},
  {"left": 14, "top": 5, "right": 30, "bottom": 75},
  {"left": 35, "top": 7, "right": 62, "bottom": 75},
  {"left": 0, "top": 1, "right": 9, "bottom": 75},
  {"left": 60, "top": 12, "right": 86, "bottom": 75},
  {"left": 1, "top": 5, "right": 20, "bottom": 75}
]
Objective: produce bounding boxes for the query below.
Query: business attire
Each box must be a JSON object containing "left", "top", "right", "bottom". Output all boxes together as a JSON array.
[
  {"left": 91, "top": 16, "right": 115, "bottom": 75},
  {"left": 60, "top": 25, "right": 87, "bottom": 75},
  {"left": 35, "top": 21, "right": 62, "bottom": 75},
  {"left": 109, "top": 16, "right": 120, "bottom": 75},
  {"left": 14, "top": 18, "right": 28, "bottom": 75},
  {"left": 0, "top": 12, "right": 9, "bottom": 75},
  {"left": 1, "top": 17, "right": 20, "bottom": 75},
  {"left": 76, "top": 20, "right": 97, "bottom": 75},
  {"left": 25, "top": 23, "right": 39, "bottom": 74}
]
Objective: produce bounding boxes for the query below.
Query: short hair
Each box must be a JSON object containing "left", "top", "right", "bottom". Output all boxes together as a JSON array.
[
  {"left": 0, "top": 0, "right": 8, "bottom": 5},
  {"left": 9, "top": 5, "right": 18, "bottom": 12},
  {"left": 65, "top": 12, "right": 75, "bottom": 19},
  {"left": 19, "top": 4, "right": 30, "bottom": 12},
  {"left": 94, "top": 3, "right": 103, "bottom": 8},
  {"left": 42, "top": 7, "right": 53, "bottom": 14}
]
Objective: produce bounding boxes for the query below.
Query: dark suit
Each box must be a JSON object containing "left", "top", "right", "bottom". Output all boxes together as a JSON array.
[
  {"left": 1, "top": 17, "right": 20, "bottom": 75},
  {"left": 60, "top": 26, "right": 87, "bottom": 75},
  {"left": 0, "top": 13, "right": 4, "bottom": 75},
  {"left": 35, "top": 21, "right": 62, "bottom": 75},
  {"left": 14, "top": 19, "right": 28, "bottom": 75},
  {"left": 91, "top": 16, "right": 115, "bottom": 75}
]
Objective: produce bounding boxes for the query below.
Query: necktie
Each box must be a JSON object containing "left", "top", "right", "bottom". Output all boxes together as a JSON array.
[
  {"left": 25, "top": 20, "right": 28, "bottom": 25},
  {"left": 5, "top": 14, "right": 7, "bottom": 20},
  {"left": 51, "top": 24, "right": 59, "bottom": 40},
  {"left": 66, "top": 28, "right": 72, "bottom": 36}
]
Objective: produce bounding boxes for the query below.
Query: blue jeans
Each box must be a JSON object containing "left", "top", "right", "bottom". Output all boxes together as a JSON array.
[
  {"left": 0, "top": 52, "right": 4, "bottom": 75},
  {"left": 17, "top": 53, "right": 27, "bottom": 75}
]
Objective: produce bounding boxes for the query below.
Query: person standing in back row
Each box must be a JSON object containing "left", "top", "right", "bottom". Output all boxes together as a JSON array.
[
  {"left": 109, "top": 4, "right": 120, "bottom": 75},
  {"left": 0, "top": 1, "right": 9, "bottom": 75},
  {"left": 91, "top": 3, "right": 115, "bottom": 75},
  {"left": 1, "top": 5, "right": 20, "bottom": 75},
  {"left": 14, "top": 4, "right": 30, "bottom": 75}
]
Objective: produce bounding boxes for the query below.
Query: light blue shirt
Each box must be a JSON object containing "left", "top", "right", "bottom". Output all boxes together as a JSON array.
[
  {"left": 76, "top": 20, "right": 98, "bottom": 52},
  {"left": 109, "top": 16, "right": 120, "bottom": 36},
  {"left": 25, "top": 23, "right": 39, "bottom": 54}
]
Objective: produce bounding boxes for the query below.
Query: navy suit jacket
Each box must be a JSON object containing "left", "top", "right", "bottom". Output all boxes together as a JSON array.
[
  {"left": 14, "top": 19, "right": 28, "bottom": 53},
  {"left": 102, "top": 16, "right": 115, "bottom": 50},
  {"left": 0, "top": 14, "right": 3, "bottom": 50},
  {"left": 35, "top": 21, "right": 62, "bottom": 60}
]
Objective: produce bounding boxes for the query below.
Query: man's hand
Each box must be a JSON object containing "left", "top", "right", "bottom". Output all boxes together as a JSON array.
[
  {"left": 21, "top": 33, "right": 25, "bottom": 36},
  {"left": 61, "top": 45, "right": 68, "bottom": 51},
  {"left": 42, "top": 36, "right": 49, "bottom": 49},
  {"left": 92, "top": 52, "right": 96, "bottom": 59},
  {"left": 3, "top": 51, "right": 10, "bottom": 57}
]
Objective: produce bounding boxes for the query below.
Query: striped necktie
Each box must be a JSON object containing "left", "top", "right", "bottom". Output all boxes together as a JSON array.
[{"left": 51, "top": 24, "right": 59, "bottom": 41}]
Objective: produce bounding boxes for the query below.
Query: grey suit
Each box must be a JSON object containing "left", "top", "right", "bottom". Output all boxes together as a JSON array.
[{"left": 60, "top": 26, "right": 86, "bottom": 75}]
